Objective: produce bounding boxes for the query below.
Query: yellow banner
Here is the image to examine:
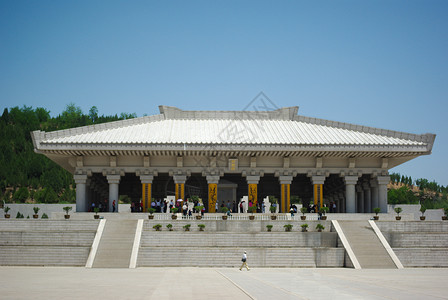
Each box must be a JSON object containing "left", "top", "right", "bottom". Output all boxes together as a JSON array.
[
  {"left": 248, "top": 183, "right": 257, "bottom": 205},
  {"left": 208, "top": 184, "right": 217, "bottom": 213}
]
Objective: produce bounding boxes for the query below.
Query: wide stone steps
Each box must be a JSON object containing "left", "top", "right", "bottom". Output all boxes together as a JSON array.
[
  {"left": 393, "top": 248, "right": 448, "bottom": 267},
  {"left": 0, "top": 232, "right": 95, "bottom": 246},
  {"left": 0, "top": 246, "right": 90, "bottom": 266},
  {"left": 388, "top": 233, "right": 448, "bottom": 248},
  {"left": 0, "top": 220, "right": 99, "bottom": 266},
  {"left": 142, "top": 232, "right": 338, "bottom": 248},
  {"left": 138, "top": 247, "right": 345, "bottom": 267},
  {"left": 339, "top": 221, "right": 396, "bottom": 269}
]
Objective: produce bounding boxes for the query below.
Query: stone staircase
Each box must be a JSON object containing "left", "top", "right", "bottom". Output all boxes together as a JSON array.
[
  {"left": 92, "top": 220, "right": 138, "bottom": 268},
  {"left": 337, "top": 221, "right": 397, "bottom": 269},
  {"left": 0, "top": 220, "right": 98, "bottom": 266},
  {"left": 138, "top": 220, "right": 345, "bottom": 267},
  {"left": 377, "top": 221, "right": 448, "bottom": 267}
]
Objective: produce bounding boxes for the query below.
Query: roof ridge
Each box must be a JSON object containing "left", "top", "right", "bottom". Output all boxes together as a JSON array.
[{"left": 294, "top": 115, "right": 436, "bottom": 146}]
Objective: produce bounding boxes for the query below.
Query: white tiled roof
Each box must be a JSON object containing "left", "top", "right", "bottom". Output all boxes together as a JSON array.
[{"left": 42, "top": 119, "right": 424, "bottom": 146}]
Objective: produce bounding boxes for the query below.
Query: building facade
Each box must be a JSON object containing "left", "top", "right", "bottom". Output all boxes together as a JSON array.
[{"left": 31, "top": 106, "right": 435, "bottom": 213}]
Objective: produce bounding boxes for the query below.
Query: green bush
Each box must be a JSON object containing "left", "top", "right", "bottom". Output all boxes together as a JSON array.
[
  {"left": 13, "top": 187, "right": 29, "bottom": 203},
  {"left": 41, "top": 213, "right": 49, "bottom": 219}
]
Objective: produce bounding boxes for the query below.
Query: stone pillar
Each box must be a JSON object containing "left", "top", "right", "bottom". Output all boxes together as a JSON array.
[
  {"left": 107, "top": 175, "right": 121, "bottom": 213},
  {"left": 206, "top": 175, "right": 220, "bottom": 213},
  {"left": 370, "top": 179, "right": 379, "bottom": 212},
  {"left": 173, "top": 175, "right": 187, "bottom": 212},
  {"left": 140, "top": 175, "right": 154, "bottom": 213},
  {"left": 247, "top": 175, "right": 260, "bottom": 206},
  {"left": 279, "top": 176, "right": 293, "bottom": 213},
  {"left": 74, "top": 174, "right": 88, "bottom": 212},
  {"left": 344, "top": 176, "right": 359, "bottom": 213},
  {"left": 363, "top": 182, "right": 371, "bottom": 213},
  {"left": 377, "top": 176, "right": 390, "bottom": 214},
  {"left": 356, "top": 185, "right": 364, "bottom": 213},
  {"left": 311, "top": 176, "right": 325, "bottom": 208}
]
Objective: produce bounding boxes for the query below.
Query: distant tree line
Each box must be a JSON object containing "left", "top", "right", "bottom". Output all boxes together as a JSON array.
[
  {"left": 0, "top": 104, "right": 136, "bottom": 204},
  {"left": 388, "top": 172, "right": 448, "bottom": 209}
]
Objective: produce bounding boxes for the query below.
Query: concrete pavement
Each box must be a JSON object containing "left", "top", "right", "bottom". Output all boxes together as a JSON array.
[{"left": 0, "top": 267, "right": 446, "bottom": 299}]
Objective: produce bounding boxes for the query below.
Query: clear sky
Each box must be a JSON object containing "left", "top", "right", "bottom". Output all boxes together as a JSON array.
[{"left": 1, "top": 0, "right": 447, "bottom": 186}]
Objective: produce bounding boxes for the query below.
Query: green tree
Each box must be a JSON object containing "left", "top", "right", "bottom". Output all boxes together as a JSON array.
[{"left": 13, "top": 187, "right": 29, "bottom": 203}]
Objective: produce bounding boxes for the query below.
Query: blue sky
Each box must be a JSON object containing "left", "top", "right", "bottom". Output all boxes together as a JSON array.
[{"left": 1, "top": 0, "right": 447, "bottom": 186}]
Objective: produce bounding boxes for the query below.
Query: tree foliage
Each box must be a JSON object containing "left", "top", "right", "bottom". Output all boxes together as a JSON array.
[{"left": 0, "top": 104, "right": 136, "bottom": 203}]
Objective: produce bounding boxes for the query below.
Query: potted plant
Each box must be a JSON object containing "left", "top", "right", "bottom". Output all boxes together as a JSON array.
[
  {"left": 32, "top": 207, "right": 40, "bottom": 219},
  {"left": 63, "top": 206, "right": 72, "bottom": 219},
  {"left": 153, "top": 224, "right": 162, "bottom": 231},
  {"left": 166, "top": 223, "right": 173, "bottom": 231},
  {"left": 316, "top": 223, "right": 325, "bottom": 232},
  {"left": 319, "top": 207, "right": 329, "bottom": 220},
  {"left": 220, "top": 207, "right": 229, "bottom": 220},
  {"left": 419, "top": 206, "right": 426, "bottom": 221},
  {"left": 248, "top": 205, "right": 257, "bottom": 220},
  {"left": 4, "top": 206, "right": 11, "bottom": 218},
  {"left": 183, "top": 224, "right": 191, "bottom": 231},
  {"left": 41, "top": 213, "right": 49, "bottom": 219},
  {"left": 300, "top": 207, "right": 307, "bottom": 220},
  {"left": 373, "top": 207, "right": 381, "bottom": 220},
  {"left": 284, "top": 224, "right": 293, "bottom": 232},
  {"left": 394, "top": 207, "right": 402, "bottom": 220},
  {"left": 171, "top": 207, "right": 179, "bottom": 219},
  {"left": 148, "top": 207, "right": 156, "bottom": 219},
  {"left": 443, "top": 208, "right": 448, "bottom": 221},
  {"left": 195, "top": 205, "right": 204, "bottom": 219},
  {"left": 198, "top": 224, "right": 205, "bottom": 231},
  {"left": 266, "top": 224, "right": 273, "bottom": 232},
  {"left": 93, "top": 207, "right": 100, "bottom": 219},
  {"left": 270, "top": 205, "right": 277, "bottom": 220},
  {"left": 301, "top": 223, "right": 308, "bottom": 232}
]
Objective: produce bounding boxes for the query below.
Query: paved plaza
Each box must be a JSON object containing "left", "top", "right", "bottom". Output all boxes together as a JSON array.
[{"left": 0, "top": 267, "right": 446, "bottom": 299}]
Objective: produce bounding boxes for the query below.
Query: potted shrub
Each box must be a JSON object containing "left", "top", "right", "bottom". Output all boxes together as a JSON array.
[
  {"left": 266, "top": 224, "right": 273, "bottom": 232},
  {"left": 270, "top": 205, "right": 277, "bottom": 220},
  {"left": 41, "top": 213, "right": 49, "bottom": 219},
  {"left": 248, "top": 205, "right": 257, "bottom": 220},
  {"left": 419, "top": 206, "right": 426, "bottom": 221},
  {"left": 93, "top": 207, "right": 100, "bottom": 219},
  {"left": 171, "top": 207, "right": 178, "bottom": 219},
  {"left": 198, "top": 224, "right": 205, "bottom": 231},
  {"left": 319, "top": 207, "right": 329, "bottom": 220},
  {"left": 183, "top": 224, "right": 191, "bottom": 231},
  {"left": 300, "top": 207, "right": 307, "bottom": 220},
  {"left": 148, "top": 207, "right": 156, "bottom": 219},
  {"left": 284, "top": 224, "right": 293, "bottom": 232},
  {"left": 32, "top": 207, "right": 40, "bottom": 219},
  {"left": 195, "top": 205, "right": 204, "bottom": 219},
  {"left": 301, "top": 223, "right": 308, "bottom": 232},
  {"left": 4, "top": 206, "right": 11, "bottom": 219},
  {"left": 153, "top": 224, "right": 162, "bottom": 231},
  {"left": 442, "top": 208, "right": 448, "bottom": 221},
  {"left": 63, "top": 206, "right": 72, "bottom": 219},
  {"left": 166, "top": 223, "right": 173, "bottom": 231},
  {"left": 316, "top": 223, "right": 325, "bottom": 232},
  {"left": 373, "top": 207, "right": 381, "bottom": 220},
  {"left": 220, "top": 207, "right": 229, "bottom": 220},
  {"left": 394, "top": 207, "right": 402, "bottom": 220}
]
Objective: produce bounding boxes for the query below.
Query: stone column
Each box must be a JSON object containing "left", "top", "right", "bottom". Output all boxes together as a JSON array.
[
  {"left": 206, "top": 175, "right": 220, "bottom": 213},
  {"left": 247, "top": 175, "right": 260, "bottom": 206},
  {"left": 74, "top": 174, "right": 88, "bottom": 212},
  {"left": 356, "top": 185, "right": 364, "bottom": 213},
  {"left": 344, "top": 176, "right": 359, "bottom": 213},
  {"left": 377, "top": 176, "right": 390, "bottom": 214},
  {"left": 370, "top": 179, "right": 379, "bottom": 212},
  {"left": 279, "top": 176, "right": 293, "bottom": 213},
  {"left": 107, "top": 175, "right": 121, "bottom": 213},
  {"left": 363, "top": 182, "right": 371, "bottom": 213},
  {"left": 173, "top": 175, "right": 187, "bottom": 212},
  {"left": 140, "top": 175, "right": 154, "bottom": 213},
  {"left": 311, "top": 175, "right": 326, "bottom": 208}
]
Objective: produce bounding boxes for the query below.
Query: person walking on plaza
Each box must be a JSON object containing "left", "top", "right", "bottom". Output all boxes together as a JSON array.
[{"left": 239, "top": 251, "right": 250, "bottom": 271}]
